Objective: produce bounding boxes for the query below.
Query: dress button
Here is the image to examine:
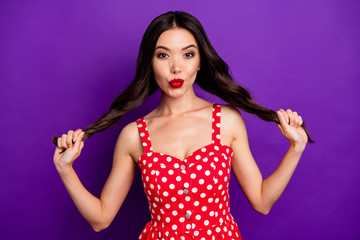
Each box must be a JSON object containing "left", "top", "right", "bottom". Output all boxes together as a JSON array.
[
  {"left": 185, "top": 212, "right": 191, "bottom": 219},
  {"left": 180, "top": 164, "right": 186, "bottom": 170},
  {"left": 184, "top": 189, "right": 189, "bottom": 194}
]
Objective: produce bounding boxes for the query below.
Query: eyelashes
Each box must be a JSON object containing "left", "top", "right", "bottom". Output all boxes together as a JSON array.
[
  {"left": 157, "top": 53, "right": 168, "bottom": 58},
  {"left": 184, "top": 52, "right": 195, "bottom": 57},
  {"left": 156, "top": 52, "right": 195, "bottom": 58}
]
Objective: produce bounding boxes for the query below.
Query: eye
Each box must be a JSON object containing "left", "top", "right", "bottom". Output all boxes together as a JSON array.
[
  {"left": 184, "top": 52, "right": 194, "bottom": 58},
  {"left": 157, "top": 53, "right": 168, "bottom": 58}
]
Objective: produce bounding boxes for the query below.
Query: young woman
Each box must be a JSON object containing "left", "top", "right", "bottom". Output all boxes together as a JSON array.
[{"left": 53, "top": 11, "right": 311, "bottom": 240}]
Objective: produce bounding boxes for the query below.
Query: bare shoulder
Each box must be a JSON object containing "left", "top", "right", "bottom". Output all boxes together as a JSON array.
[
  {"left": 114, "top": 121, "right": 143, "bottom": 164},
  {"left": 221, "top": 104, "right": 246, "bottom": 128},
  {"left": 220, "top": 105, "right": 248, "bottom": 146}
]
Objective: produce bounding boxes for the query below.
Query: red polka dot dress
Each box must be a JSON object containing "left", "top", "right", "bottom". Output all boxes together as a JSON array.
[{"left": 136, "top": 104, "right": 242, "bottom": 240}]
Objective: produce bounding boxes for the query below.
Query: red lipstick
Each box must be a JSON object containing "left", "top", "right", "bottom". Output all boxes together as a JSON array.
[{"left": 169, "top": 79, "right": 184, "bottom": 88}]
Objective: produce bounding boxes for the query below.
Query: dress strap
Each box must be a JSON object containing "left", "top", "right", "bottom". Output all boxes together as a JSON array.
[
  {"left": 136, "top": 118, "right": 153, "bottom": 154},
  {"left": 211, "top": 103, "right": 222, "bottom": 144}
]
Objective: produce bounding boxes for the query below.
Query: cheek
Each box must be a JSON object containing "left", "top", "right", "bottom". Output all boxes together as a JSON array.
[
  {"left": 152, "top": 62, "right": 167, "bottom": 77},
  {"left": 186, "top": 63, "right": 200, "bottom": 74},
  {"left": 152, "top": 66, "right": 167, "bottom": 87},
  {"left": 188, "top": 58, "right": 201, "bottom": 72},
  {"left": 153, "top": 68, "right": 166, "bottom": 82}
]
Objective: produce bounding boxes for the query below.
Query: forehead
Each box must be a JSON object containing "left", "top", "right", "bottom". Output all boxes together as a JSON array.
[{"left": 155, "top": 28, "right": 198, "bottom": 48}]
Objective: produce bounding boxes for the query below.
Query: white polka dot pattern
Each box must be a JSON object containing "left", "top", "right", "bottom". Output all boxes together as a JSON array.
[{"left": 136, "top": 104, "right": 241, "bottom": 240}]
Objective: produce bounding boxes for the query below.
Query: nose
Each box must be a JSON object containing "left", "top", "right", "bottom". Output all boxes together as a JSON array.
[{"left": 170, "top": 57, "right": 181, "bottom": 74}]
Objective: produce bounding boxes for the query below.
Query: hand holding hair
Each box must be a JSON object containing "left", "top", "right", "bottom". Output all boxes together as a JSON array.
[
  {"left": 276, "top": 109, "right": 308, "bottom": 150},
  {"left": 53, "top": 129, "right": 85, "bottom": 169}
]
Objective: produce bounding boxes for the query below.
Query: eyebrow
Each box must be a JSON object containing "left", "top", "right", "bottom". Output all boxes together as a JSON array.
[{"left": 155, "top": 44, "right": 197, "bottom": 51}]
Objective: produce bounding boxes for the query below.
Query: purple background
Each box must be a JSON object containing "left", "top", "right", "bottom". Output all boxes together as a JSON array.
[{"left": 1, "top": 0, "right": 359, "bottom": 239}]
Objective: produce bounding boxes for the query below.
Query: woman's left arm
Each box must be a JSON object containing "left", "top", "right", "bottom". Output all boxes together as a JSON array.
[{"left": 223, "top": 107, "right": 308, "bottom": 215}]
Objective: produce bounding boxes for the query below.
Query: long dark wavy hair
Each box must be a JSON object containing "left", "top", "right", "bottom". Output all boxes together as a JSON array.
[{"left": 52, "top": 11, "right": 313, "bottom": 146}]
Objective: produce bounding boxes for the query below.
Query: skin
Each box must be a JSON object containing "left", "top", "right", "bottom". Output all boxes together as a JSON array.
[{"left": 53, "top": 28, "right": 308, "bottom": 232}]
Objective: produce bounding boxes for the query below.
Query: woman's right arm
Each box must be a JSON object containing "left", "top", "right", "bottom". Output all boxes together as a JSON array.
[{"left": 53, "top": 123, "right": 140, "bottom": 232}]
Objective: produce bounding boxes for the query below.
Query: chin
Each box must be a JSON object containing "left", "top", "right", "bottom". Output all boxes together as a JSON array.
[{"left": 163, "top": 87, "right": 188, "bottom": 98}]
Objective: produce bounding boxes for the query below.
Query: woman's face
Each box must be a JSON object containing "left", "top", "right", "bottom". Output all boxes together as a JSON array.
[{"left": 152, "top": 28, "right": 201, "bottom": 98}]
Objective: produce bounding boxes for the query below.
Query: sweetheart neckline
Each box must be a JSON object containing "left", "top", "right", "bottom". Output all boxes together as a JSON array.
[{"left": 137, "top": 143, "right": 233, "bottom": 165}]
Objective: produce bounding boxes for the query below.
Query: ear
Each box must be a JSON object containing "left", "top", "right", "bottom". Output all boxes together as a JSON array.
[{"left": 197, "top": 63, "right": 201, "bottom": 71}]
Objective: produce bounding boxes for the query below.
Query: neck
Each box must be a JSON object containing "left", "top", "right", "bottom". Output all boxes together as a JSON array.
[{"left": 157, "top": 88, "right": 203, "bottom": 116}]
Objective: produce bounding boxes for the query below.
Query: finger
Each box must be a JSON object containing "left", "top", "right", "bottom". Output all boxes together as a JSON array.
[
  {"left": 80, "top": 140, "right": 85, "bottom": 151},
  {"left": 277, "top": 110, "right": 289, "bottom": 129},
  {"left": 73, "top": 129, "right": 82, "bottom": 142},
  {"left": 286, "top": 109, "right": 294, "bottom": 126},
  {"left": 74, "top": 132, "right": 85, "bottom": 152},
  {"left": 57, "top": 137, "right": 62, "bottom": 149},
  {"left": 299, "top": 116, "right": 303, "bottom": 126},
  {"left": 75, "top": 130, "right": 84, "bottom": 142},
  {"left": 279, "top": 109, "right": 290, "bottom": 124},
  {"left": 61, "top": 134, "right": 68, "bottom": 149},
  {"left": 67, "top": 130, "right": 74, "bottom": 148},
  {"left": 293, "top": 111, "right": 299, "bottom": 127}
]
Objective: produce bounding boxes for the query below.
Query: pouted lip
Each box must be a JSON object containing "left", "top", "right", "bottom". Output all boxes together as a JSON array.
[{"left": 169, "top": 79, "right": 184, "bottom": 84}]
